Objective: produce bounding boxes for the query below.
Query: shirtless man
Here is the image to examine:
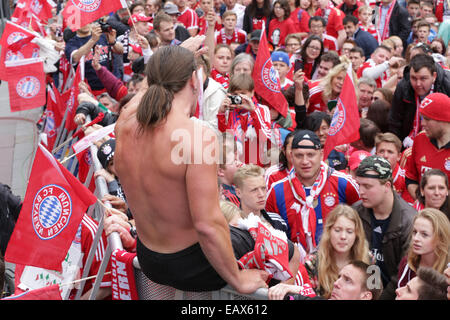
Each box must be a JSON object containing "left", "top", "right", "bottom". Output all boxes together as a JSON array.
[{"left": 114, "top": 45, "right": 268, "bottom": 293}]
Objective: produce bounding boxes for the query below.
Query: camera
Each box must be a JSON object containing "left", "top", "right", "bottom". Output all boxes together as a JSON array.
[
  {"left": 228, "top": 95, "right": 242, "bottom": 105},
  {"left": 98, "top": 20, "right": 112, "bottom": 33}
]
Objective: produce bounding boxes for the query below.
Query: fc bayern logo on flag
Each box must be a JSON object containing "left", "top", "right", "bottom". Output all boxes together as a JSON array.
[
  {"left": 7, "top": 31, "right": 27, "bottom": 45},
  {"left": 260, "top": 58, "right": 281, "bottom": 93},
  {"left": 328, "top": 99, "right": 346, "bottom": 136},
  {"left": 71, "top": 0, "right": 102, "bottom": 12},
  {"left": 32, "top": 184, "right": 73, "bottom": 240},
  {"left": 16, "top": 76, "right": 41, "bottom": 99}
]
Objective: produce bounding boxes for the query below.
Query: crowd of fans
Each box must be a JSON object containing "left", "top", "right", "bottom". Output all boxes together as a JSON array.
[{"left": 1, "top": 0, "right": 450, "bottom": 300}]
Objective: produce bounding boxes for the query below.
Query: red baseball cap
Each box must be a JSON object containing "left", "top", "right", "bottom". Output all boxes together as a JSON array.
[
  {"left": 348, "top": 150, "right": 372, "bottom": 171},
  {"left": 419, "top": 92, "right": 450, "bottom": 122},
  {"left": 128, "top": 13, "right": 151, "bottom": 26}
]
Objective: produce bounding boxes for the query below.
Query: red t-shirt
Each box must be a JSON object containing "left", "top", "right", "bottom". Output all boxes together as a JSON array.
[
  {"left": 178, "top": 7, "right": 199, "bottom": 31},
  {"left": 307, "top": 79, "right": 327, "bottom": 113},
  {"left": 314, "top": 7, "right": 344, "bottom": 40},
  {"left": 405, "top": 131, "right": 450, "bottom": 183},
  {"left": 216, "top": 28, "right": 247, "bottom": 45},
  {"left": 268, "top": 18, "right": 297, "bottom": 47},
  {"left": 290, "top": 8, "right": 310, "bottom": 33}
]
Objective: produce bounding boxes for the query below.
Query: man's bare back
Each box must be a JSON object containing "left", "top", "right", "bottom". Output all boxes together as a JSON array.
[
  {"left": 115, "top": 90, "right": 208, "bottom": 253},
  {"left": 113, "top": 45, "right": 268, "bottom": 293}
]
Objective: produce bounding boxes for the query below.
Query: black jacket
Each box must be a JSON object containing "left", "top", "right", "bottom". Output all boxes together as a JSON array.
[
  {"left": 353, "top": 193, "right": 416, "bottom": 300},
  {"left": 76, "top": 102, "right": 119, "bottom": 127},
  {"left": 385, "top": 2, "right": 411, "bottom": 49},
  {"left": 0, "top": 184, "right": 22, "bottom": 256},
  {"left": 388, "top": 63, "right": 450, "bottom": 142}
]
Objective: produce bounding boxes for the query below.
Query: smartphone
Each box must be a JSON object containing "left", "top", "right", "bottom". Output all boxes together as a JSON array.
[{"left": 294, "top": 59, "right": 304, "bottom": 72}]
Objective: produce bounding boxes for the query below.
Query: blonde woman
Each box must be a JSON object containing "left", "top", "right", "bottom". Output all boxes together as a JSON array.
[
  {"left": 397, "top": 208, "right": 450, "bottom": 288},
  {"left": 308, "top": 57, "right": 357, "bottom": 115},
  {"left": 304, "top": 204, "right": 372, "bottom": 298}
]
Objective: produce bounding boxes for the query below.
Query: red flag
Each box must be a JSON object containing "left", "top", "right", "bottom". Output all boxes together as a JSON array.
[
  {"left": 0, "top": 21, "right": 40, "bottom": 81},
  {"left": 62, "top": 0, "right": 127, "bottom": 31},
  {"left": 251, "top": 26, "right": 288, "bottom": 118},
  {"left": 11, "top": 0, "right": 54, "bottom": 25},
  {"left": 323, "top": 64, "right": 360, "bottom": 160},
  {"left": 2, "top": 284, "right": 62, "bottom": 300},
  {"left": 62, "top": 60, "right": 84, "bottom": 131},
  {"left": 43, "top": 82, "right": 65, "bottom": 152},
  {"left": 5, "top": 57, "right": 46, "bottom": 112},
  {"left": 4, "top": 144, "right": 97, "bottom": 272}
]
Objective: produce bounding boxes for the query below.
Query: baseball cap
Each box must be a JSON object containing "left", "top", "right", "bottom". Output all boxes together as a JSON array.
[
  {"left": 163, "top": 2, "right": 180, "bottom": 15},
  {"left": 419, "top": 92, "right": 450, "bottom": 122},
  {"left": 291, "top": 130, "right": 322, "bottom": 150},
  {"left": 356, "top": 155, "right": 392, "bottom": 180},
  {"left": 128, "top": 13, "right": 151, "bottom": 26},
  {"left": 97, "top": 139, "right": 116, "bottom": 169},
  {"left": 348, "top": 150, "right": 371, "bottom": 171},
  {"left": 249, "top": 29, "right": 262, "bottom": 42},
  {"left": 271, "top": 51, "right": 290, "bottom": 67}
]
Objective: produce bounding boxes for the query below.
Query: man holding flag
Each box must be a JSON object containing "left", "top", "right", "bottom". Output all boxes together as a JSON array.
[{"left": 266, "top": 61, "right": 361, "bottom": 257}]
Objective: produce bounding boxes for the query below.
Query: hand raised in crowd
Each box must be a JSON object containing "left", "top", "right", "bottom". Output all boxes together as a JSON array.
[
  {"left": 102, "top": 193, "right": 129, "bottom": 214},
  {"left": 180, "top": 35, "right": 206, "bottom": 53},
  {"left": 54, "top": 41, "right": 65, "bottom": 52},
  {"left": 136, "top": 35, "right": 149, "bottom": 50},
  {"left": 91, "top": 47, "right": 102, "bottom": 71},
  {"left": 105, "top": 28, "right": 117, "bottom": 45},
  {"left": 90, "top": 23, "right": 102, "bottom": 43},
  {"left": 293, "top": 69, "right": 305, "bottom": 90}
]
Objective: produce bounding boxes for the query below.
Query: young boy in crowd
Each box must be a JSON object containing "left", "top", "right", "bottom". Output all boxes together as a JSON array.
[
  {"left": 272, "top": 50, "right": 293, "bottom": 90},
  {"left": 216, "top": 10, "right": 247, "bottom": 49}
]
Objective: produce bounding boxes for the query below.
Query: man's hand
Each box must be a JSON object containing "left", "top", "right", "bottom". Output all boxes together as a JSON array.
[
  {"left": 106, "top": 28, "right": 117, "bottom": 44},
  {"left": 102, "top": 193, "right": 128, "bottom": 213},
  {"left": 180, "top": 35, "right": 206, "bottom": 53},
  {"left": 234, "top": 269, "right": 269, "bottom": 294},
  {"left": 91, "top": 47, "right": 102, "bottom": 71},
  {"left": 137, "top": 34, "right": 149, "bottom": 50},
  {"left": 74, "top": 113, "right": 86, "bottom": 125},
  {"left": 90, "top": 23, "right": 102, "bottom": 43}
]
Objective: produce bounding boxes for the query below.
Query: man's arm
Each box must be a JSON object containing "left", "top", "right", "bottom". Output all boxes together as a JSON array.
[
  {"left": 71, "top": 24, "right": 102, "bottom": 64},
  {"left": 186, "top": 128, "right": 268, "bottom": 294}
]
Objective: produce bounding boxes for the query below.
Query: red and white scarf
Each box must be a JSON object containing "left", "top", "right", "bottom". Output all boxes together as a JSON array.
[
  {"left": 217, "top": 28, "right": 239, "bottom": 44},
  {"left": 210, "top": 67, "right": 230, "bottom": 89},
  {"left": 237, "top": 213, "right": 293, "bottom": 282},
  {"left": 378, "top": 0, "right": 396, "bottom": 41},
  {"left": 287, "top": 161, "right": 329, "bottom": 253},
  {"left": 111, "top": 249, "right": 139, "bottom": 300}
]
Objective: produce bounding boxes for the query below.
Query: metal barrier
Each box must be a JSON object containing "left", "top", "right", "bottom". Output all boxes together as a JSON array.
[{"left": 48, "top": 97, "right": 269, "bottom": 301}]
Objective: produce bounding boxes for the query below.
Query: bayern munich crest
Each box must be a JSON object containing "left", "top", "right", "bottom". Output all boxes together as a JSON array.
[
  {"left": 7, "top": 31, "right": 27, "bottom": 45},
  {"left": 32, "top": 185, "right": 72, "bottom": 240},
  {"left": 328, "top": 99, "right": 346, "bottom": 136},
  {"left": 16, "top": 76, "right": 40, "bottom": 99},
  {"left": 71, "top": 0, "right": 102, "bottom": 12},
  {"left": 261, "top": 58, "right": 281, "bottom": 93}
]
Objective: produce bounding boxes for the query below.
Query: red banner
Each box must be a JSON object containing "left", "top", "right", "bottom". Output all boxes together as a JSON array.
[
  {"left": 5, "top": 57, "right": 46, "bottom": 112},
  {"left": 43, "top": 82, "right": 65, "bottom": 152},
  {"left": 62, "top": 0, "right": 126, "bottom": 31},
  {"left": 0, "top": 21, "right": 39, "bottom": 81},
  {"left": 323, "top": 64, "right": 360, "bottom": 159},
  {"left": 251, "top": 27, "right": 288, "bottom": 118},
  {"left": 2, "top": 284, "right": 62, "bottom": 300},
  {"left": 111, "top": 249, "right": 139, "bottom": 300},
  {"left": 5, "top": 144, "right": 97, "bottom": 272}
]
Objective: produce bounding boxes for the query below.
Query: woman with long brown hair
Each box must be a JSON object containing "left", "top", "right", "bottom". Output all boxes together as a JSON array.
[
  {"left": 304, "top": 204, "right": 372, "bottom": 298},
  {"left": 397, "top": 208, "right": 450, "bottom": 288}
]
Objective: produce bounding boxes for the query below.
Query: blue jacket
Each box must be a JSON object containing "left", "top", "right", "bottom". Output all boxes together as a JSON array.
[{"left": 353, "top": 27, "right": 379, "bottom": 59}]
